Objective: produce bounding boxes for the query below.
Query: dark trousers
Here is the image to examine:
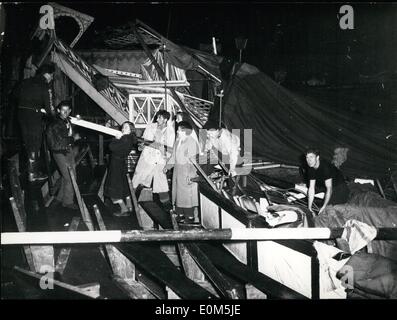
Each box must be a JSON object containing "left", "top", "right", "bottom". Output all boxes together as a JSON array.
[
  {"left": 53, "top": 151, "right": 76, "bottom": 205},
  {"left": 329, "top": 183, "right": 350, "bottom": 205},
  {"left": 18, "top": 109, "right": 43, "bottom": 154}
]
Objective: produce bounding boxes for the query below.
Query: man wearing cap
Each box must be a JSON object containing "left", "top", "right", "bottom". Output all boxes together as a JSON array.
[{"left": 17, "top": 63, "right": 56, "bottom": 182}]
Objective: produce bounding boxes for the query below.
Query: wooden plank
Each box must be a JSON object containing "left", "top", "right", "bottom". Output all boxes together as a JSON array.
[
  {"left": 87, "top": 146, "right": 96, "bottom": 169},
  {"left": 14, "top": 266, "right": 100, "bottom": 299},
  {"left": 42, "top": 171, "right": 61, "bottom": 208},
  {"left": 140, "top": 200, "right": 242, "bottom": 299},
  {"left": 116, "top": 243, "right": 215, "bottom": 300},
  {"left": 97, "top": 169, "right": 107, "bottom": 202},
  {"left": 245, "top": 284, "right": 267, "bottom": 299},
  {"left": 190, "top": 158, "right": 219, "bottom": 192},
  {"left": 70, "top": 116, "right": 121, "bottom": 137},
  {"left": 197, "top": 242, "right": 307, "bottom": 299},
  {"left": 391, "top": 173, "right": 397, "bottom": 198},
  {"left": 166, "top": 287, "right": 181, "bottom": 299},
  {"left": 92, "top": 204, "right": 136, "bottom": 280},
  {"left": 68, "top": 166, "right": 95, "bottom": 231},
  {"left": 9, "top": 197, "right": 35, "bottom": 272},
  {"left": 55, "top": 217, "right": 80, "bottom": 275},
  {"left": 126, "top": 173, "right": 142, "bottom": 227},
  {"left": 375, "top": 179, "right": 386, "bottom": 198},
  {"left": 112, "top": 276, "right": 156, "bottom": 299},
  {"left": 83, "top": 195, "right": 215, "bottom": 300},
  {"left": 76, "top": 282, "right": 101, "bottom": 297},
  {"left": 169, "top": 209, "right": 206, "bottom": 283},
  {"left": 30, "top": 245, "right": 55, "bottom": 273},
  {"left": 99, "top": 134, "right": 104, "bottom": 166}
]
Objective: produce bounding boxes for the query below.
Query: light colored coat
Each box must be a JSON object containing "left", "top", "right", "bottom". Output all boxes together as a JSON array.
[
  {"left": 167, "top": 135, "right": 199, "bottom": 208},
  {"left": 132, "top": 122, "right": 175, "bottom": 193}
]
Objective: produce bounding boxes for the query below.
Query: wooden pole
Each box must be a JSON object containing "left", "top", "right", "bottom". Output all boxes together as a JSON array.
[{"left": 2, "top": 227, "right": 396, "bottom": 245}]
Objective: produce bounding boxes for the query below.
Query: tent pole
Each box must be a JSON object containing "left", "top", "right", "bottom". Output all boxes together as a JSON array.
[{"left": 132, "top": 22, "right": 199, "bottom": 133}]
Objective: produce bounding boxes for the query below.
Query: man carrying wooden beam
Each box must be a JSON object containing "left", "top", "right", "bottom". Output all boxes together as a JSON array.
[{"left": 46, "top": 101, "right": 78, "bottom": 210}]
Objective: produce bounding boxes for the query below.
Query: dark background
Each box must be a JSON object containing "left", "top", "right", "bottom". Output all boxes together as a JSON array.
[
  {"left": 1, "top": 2, "right": 396, "bottom": 143},
  {"left": 2, "top": 2, "right": 397, "bottom": 85}
]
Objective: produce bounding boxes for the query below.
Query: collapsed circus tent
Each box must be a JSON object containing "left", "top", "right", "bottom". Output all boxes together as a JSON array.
[{"left": 206, "top": 62, "right": 396, "bottom": 179}]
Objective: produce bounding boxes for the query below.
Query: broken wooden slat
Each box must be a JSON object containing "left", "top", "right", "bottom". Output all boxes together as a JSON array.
[
  {"left": 14, "top": 266, "right": 100, "bottom": 299},
  {"left": 139, "top": 200, "right": 241, "bottom": 299},
  {"left": 126, "top": 173, "right": 142, "bottom": 227},
  {"left": 92, "top": 204, "right": 136, "bottom": 280},
  {"left": 55, "top": 217, "right": 80, "bottom": 275},
  {"left": 245, "top": 284, "right": 267, "bottom": 299},
  {"left": 113, "top": 276, "right": 156, "bottom": 299},
  {"left": 76, "top": 282, "right": 101, "bottom": 297},
  {"left": 166, "top": 286, "right": 181, "bottom": 299},
  {"left": 391, "top": 173, "right": 397, "bottom": 198},
  {"left": 375, "top": 179, "right": 386, "bottom": 199},
  {"left": 9, "top": 197, "right": 35, "bottom": 272},
  {"left": 99, "top": 134, "right": 104, "bottom": 166},
  {"left": 68, "top": 166, "right": 95, "bottom": 231},
  {"left": 97, "top": 169, "right": 107, "bottom": 202}
]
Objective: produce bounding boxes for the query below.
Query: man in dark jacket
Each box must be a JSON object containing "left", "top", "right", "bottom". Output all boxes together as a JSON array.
[
  {"left": 46, "top": 101, "right": 78, "bottom": 209},
  {"left": 17, "top": 63, "right": 56, "bottom": 182}
]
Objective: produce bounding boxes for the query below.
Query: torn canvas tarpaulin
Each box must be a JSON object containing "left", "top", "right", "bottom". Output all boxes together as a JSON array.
[
  {"left": 207, "top": 62, "right": 396, "bottom": 179},
  {"left": 314, "top": 190, "right": 397, "bottom": 261}
]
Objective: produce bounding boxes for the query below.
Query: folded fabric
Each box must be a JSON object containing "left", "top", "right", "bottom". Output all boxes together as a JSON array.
[
  {"left": 313, "top": 241, "right": 350, "bottom": 295},
  {"left": 342, "top": 219, "right": 377, "bottom": 255}
]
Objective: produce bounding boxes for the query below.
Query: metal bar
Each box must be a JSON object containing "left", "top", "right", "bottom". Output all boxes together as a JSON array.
[{"left": 2, "top": 227, "right": 397, "bottom": 245}]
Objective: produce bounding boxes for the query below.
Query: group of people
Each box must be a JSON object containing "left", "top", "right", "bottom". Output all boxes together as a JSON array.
[
  {"left": 16, "top": 63, "right": 349, "bottom": 219},
  {"left": 16, "top": 63, "right": 76, "bottom": 209}
]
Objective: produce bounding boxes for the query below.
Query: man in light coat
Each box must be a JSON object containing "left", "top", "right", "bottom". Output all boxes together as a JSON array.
[{"left": 164, "top": 121, "right": 200, "bottom": 223}]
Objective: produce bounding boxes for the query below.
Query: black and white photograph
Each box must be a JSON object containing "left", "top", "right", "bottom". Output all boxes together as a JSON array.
[{"left": 1, "top": 1, "right": 396, "bottom": 306}]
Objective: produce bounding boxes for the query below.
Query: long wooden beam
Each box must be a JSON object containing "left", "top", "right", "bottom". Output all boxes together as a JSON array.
[
  {"left": 70, "top": 116, "right": 121, "bottom": 137},
  {"left": 2, "top": 227, "right": 396, "bottom": 245}
]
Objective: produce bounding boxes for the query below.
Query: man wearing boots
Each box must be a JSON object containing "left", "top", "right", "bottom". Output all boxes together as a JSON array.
[
  {"left": 46, "top": 101, "right": 78, "bottom": 210},
  {"left": 17, "top": 63, "right": 56, "bottom": 182}
]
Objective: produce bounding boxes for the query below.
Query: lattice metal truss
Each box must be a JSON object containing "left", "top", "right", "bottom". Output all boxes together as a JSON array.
[
  {"left": 178, "top": 93, "right": 213, "bottom": 127},
  {"left": 129, "top": 94, "right": 178, "bottom": 128},
  {"left": 54, "top": 39, "right": 129, "bottom": 119},
  {"left": 104, "top": 27, "right": 161, "bottom": 49}
]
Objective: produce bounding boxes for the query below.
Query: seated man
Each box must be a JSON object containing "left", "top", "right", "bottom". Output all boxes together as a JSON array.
[
  {"left": 202, "top": 120, "right": 241, "bottom": 177},
  {"left": 46, "top": 101, "right": 78, "bottom": 210},
  {"left": 305, "top": 148, "right": 349, "bottom": 215},
  {"left": 132, "top": 110, "right": 175, "bottom": 201}
]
